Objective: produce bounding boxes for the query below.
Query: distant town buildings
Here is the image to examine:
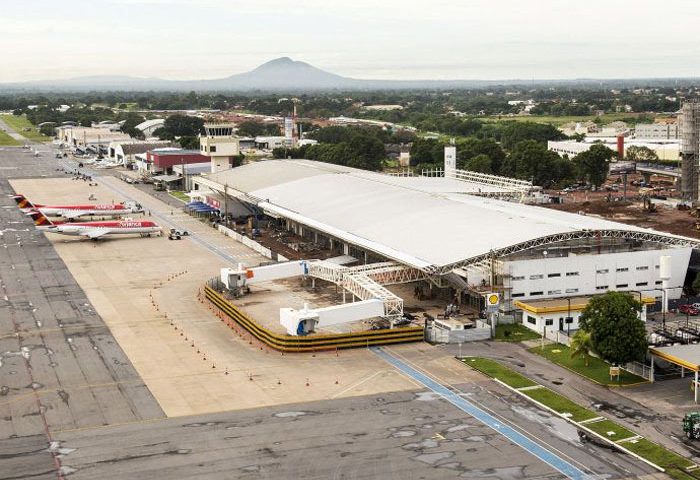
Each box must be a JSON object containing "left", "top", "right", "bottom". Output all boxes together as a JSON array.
[
  {"left": 56, "top": 126, "right": 130, "bottom": 149},
  {"left": 635, "top": 122, "right": 679, "bottom": 140},
  {"left": 362, "top": 104, "right": 404, "bottom": 111}
]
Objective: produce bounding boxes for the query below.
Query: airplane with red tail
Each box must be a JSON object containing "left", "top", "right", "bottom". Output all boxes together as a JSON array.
[
  {"left": 28, "top": 210, "right": 162, "bottom": 239},
  {"left": 13, "top": 194, "right": 143, "bottom": 220}
]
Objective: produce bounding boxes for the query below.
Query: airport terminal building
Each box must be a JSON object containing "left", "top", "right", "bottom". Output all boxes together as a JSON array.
[{"left": 193, "top": 159, "right": 698, "bottom": 332}]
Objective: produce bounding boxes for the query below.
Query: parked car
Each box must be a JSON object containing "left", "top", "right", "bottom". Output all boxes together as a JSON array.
[
  {"left": 679, "top": 304, "right": 699, "bottom": 315},
  {"left": 170, "top": 228, "right": 189, "bottom": 237},
  {"left": 691, "top": 303, "right": 700, "bottom": 310}
]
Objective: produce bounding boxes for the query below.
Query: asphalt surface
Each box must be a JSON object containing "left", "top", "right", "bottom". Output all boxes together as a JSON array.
[
  {"left": 0, "top": 144, "right": 165, "bottom": 479},
  {"left": 442, "top": 340, "right": 700, "bottom": 463},
  {"left": 53, "top": 385, "right": 653, "bottom": 480},
  {"left": 0, "top": 136, "right": 659, "bottom": 479}
]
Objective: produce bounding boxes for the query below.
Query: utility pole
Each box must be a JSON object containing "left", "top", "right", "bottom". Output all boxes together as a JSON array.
[{"left": 224, "top": 183, "right": 228, "bottom": 227}]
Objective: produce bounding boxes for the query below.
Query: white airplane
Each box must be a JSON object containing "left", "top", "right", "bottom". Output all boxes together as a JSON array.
[
  {"left": 13, "top": 194, "right": 143, "bottom": 220},
  {"left": 28, "top": 210, "right": 162, "bottom": 239}
]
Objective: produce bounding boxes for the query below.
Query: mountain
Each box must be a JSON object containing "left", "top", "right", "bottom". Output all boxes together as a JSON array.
[
  {"left": 1, "top": 57, "right": 697, "bottom": 92},
  {"left": 0, "top": 57, "right": 499, "bottom": 92},
  {"left": 199, "top": 57, "right": 360, "bottom": 90}
]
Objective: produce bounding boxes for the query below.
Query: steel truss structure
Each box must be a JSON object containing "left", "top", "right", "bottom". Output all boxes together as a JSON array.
[
  {"left": 306, "top": 260, "right": 425, "bottom": 318},
  {"left": 426, "top": 229, "right": 700, "bottom": 276},
  {"left": 421, "top": 167, "right": 534, "bottom": 193}
]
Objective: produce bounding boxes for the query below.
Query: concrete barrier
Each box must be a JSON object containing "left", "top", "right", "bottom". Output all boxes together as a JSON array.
[
  {"left": 217, "top": 225, "right": 274, "bottom": 260},
  {"left": 204, "top": 286, "right": 424, "bottom": 352}
]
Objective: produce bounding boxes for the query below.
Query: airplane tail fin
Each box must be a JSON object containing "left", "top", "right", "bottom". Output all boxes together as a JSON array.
[
  {"left": 12, "top": 194, "right": 35, "bottom": 209},
  {"left": 27, "top": 210, "right": 54, "bottom": 227}
]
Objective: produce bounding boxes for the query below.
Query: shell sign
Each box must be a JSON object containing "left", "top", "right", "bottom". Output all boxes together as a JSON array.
[{"left": 485, "top": 293, "right": 500, "bottom": 312}]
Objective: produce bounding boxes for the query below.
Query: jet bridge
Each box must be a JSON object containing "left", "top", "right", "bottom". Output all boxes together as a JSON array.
[{"left": 219, "top": 259, "right": 426, "bottom": 336}]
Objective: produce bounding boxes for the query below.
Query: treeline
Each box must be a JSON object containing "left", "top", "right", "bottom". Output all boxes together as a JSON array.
[
  {"left": 152, "top": 115, "right": 205, "bottom": 150},
  {"left": 411, "top": 136, "right": 615, "bottom": 189},
  {"left": 271, "top": 126, "right": 402, "bottom": 171},
  {"left": 2, "top": 84, "right": 696, "bottom": 124}
]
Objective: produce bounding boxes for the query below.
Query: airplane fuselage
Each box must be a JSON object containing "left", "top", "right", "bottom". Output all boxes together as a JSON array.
[
  {"left": 36, "top": 204, "right": 138, "bottom": 218},
  {"left": 38, "top": 220, "right": 161, "bottom": 237}
]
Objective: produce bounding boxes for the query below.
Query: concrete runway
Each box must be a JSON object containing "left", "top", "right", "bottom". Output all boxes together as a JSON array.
[
  {"left": 52, "top": 387, "right": 657, "bottom": 480},
  {"left": 0, "top": 146, "right": 164, "bottom": 479},
  {"left": 0, "top": 143, "right": 662, "bottom": 479}
]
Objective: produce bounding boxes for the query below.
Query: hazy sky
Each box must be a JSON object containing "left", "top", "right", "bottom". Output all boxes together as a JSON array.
[{"left": 3, "top": 0, "right": 700, "bottom": 82}]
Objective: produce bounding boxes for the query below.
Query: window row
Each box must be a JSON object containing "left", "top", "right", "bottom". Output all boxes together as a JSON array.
[{"left": 512, "top": 288, "right": 579, "bottom": 298}]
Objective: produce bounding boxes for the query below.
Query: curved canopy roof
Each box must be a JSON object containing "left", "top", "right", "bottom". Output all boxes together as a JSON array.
[{"left": 201, "top": 160, "right": 699, "bottom": 274}]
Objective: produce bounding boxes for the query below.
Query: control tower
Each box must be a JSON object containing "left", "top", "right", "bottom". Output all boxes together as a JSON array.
[{"left": 200, "top": 123, "right": 240, "bottom": 173}]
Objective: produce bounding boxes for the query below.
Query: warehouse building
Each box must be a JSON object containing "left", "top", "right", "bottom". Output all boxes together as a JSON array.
[
  {"left": 135, "top": 148, "right": 208, "bottom": 174},
  {"left": 193, "top": 158, "right": 698, "bottom": 333},
  {"left": 107, "top": 140, "right": 173, "bottom": 166},
  {"left": 135, "top": 118, "right": 165, "bottom": 138}
]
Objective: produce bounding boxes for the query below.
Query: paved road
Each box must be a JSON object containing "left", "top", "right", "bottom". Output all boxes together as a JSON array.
[
  {"left": 0, "top": 117, "right": 27, "bottom": 143},
  {"left": 442, "top": 340, "right": 700, "bottom": 462}
]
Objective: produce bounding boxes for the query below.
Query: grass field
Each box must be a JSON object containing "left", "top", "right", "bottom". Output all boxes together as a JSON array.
[
  {"left": 529, "top": 343, "right": 647, "bottom": 386},
  {"left": 483, "top": 113, "right": 668, "bottom": 127},
  {"left": 0, "top": 114, "right": 51, "bottom": 142},
  {"left": 494, "top": 323, "right": 540, "bottom": 342},
  {"left": 582, "top": 419, "right": 635, "bottom": 440},
  {"left": 0, "top": 129, "right": 20, "bottom": 146},
  {"left": 462, "top": 357, "right": 536, "bottom": 389},
  {"left": 463, "top": 356, "right": 697, "bottom": 479},
  {"left": 623, "top": 438, "right": 696, "bottom": 478},
  {"left": 522, "top": 387, "right": 599, "bottom": 422},
  {"left": 169, "top": 191, "right": 189, "bottom": 202}
]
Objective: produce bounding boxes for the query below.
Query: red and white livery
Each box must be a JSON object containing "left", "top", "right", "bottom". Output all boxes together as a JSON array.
[
  {"left": 28, "top": 211, "right": 162, "bottom": 239},
  {"left": 13, "top": 194, "right": 143, "bottom": 220}
]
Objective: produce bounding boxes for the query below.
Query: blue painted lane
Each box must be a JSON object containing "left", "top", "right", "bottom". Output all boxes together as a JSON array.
[{"left": 372, "top": 347, "right": 592, "bottom": 480}]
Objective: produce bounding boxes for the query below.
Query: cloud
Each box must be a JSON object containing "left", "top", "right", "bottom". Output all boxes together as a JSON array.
[{"left": 1, "top": 0, "right": 700, "bottom": 82}]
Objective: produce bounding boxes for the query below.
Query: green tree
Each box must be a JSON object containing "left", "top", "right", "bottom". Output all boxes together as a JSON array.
[
  {"left": 465, "top": 154, "right": 493, "bottom": 174},
  {"left": 39, "top": 124, "right": 56, "bottom": 137},
  {"left": 178, "top": 136, "right": 199, "bottom": 150},
  {"left": 120, "top": 114, "right": 146, "bottom": 139},
  {"left": 499, "top": 121, "right": 565, "bottom": 150},
  {"left": 456, "top": 137, "right": 505, "bottom": 173},
  {"left": 157, "top": 114, "right": 204, "bottom": 139},
  {"left": 237, "top": 120, "right": 279, "bottom": 137},
  {"left": 578, "top": 292, "right": 648, "bottom": 365},
  {"left": 569, "top": 330, "right": 594, "bottom": 367},
  {"left": 574, "top": 144, "right": 616, "bottom": 187},
  {"left": 501, "top": 140, "right": 575, "bottom": 188},
  {"left": 409, "top": 138, "right": 443, "bottom": 166},
  {"left": 625, "top": 145, "right": 659, "bottom": 163}
]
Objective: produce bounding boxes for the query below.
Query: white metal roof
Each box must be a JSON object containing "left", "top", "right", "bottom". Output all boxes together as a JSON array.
[
  {"left": 199, "top": 160, "right": 698, "bottom": 273},
  {"left": 135, "top": 118, "right": 165, "bottom": 131}
]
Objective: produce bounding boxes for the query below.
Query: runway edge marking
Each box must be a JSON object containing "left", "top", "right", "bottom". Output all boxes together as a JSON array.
[{"left": 371, "top": 346, "right": 593, "bottom": 480}]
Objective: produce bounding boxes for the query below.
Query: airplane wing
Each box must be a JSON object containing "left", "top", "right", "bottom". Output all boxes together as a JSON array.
[
  {"left": 64, "top": 211, "right": 87, "bottom": 220},
  {"left": 80, "top": 229, "right": 109, "bottom": 239}
]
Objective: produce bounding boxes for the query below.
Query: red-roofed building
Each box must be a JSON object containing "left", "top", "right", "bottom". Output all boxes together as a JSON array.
[{"left": 141, "top": 148, "right": 209, "bottom": 174}]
